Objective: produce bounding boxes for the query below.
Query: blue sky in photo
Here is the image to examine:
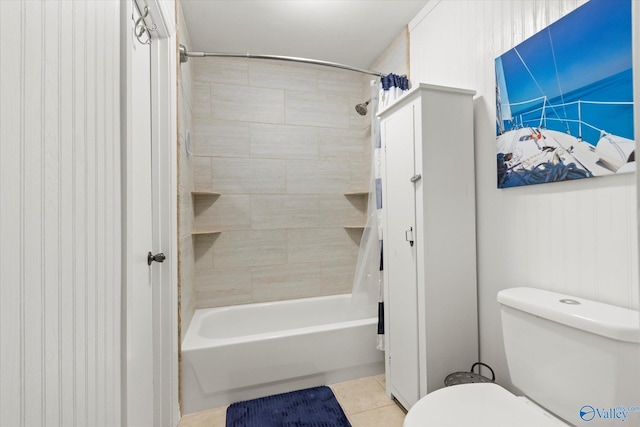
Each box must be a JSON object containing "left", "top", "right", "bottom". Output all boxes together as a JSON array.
[{"left": 497, "top": 0, "right": 632, "bottom": 109}]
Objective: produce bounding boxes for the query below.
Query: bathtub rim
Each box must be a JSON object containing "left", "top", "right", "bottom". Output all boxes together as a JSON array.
[{"left": 182, "top": 293, "right": 378, "bottom": 351}]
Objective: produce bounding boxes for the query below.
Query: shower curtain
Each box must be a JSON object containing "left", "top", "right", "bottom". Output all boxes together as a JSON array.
[{"left": 351, "top": 73, "right": 410, "bottom": 350}]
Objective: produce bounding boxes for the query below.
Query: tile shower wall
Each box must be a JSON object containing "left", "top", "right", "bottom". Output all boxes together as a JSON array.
[
  {"left": 191, "top": 59, "right": 369, "bottom": 308},
  {"left": 177, "top": 3, "right": 196, "bottom": 337}
]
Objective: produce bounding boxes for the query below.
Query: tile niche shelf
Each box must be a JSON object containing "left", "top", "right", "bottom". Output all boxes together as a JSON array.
[
  {"left": 191, "top": 229, "right": 222, "bottom": 236},
  {"left": 191, "top": 190, "right": 222, "bottom": 237},
  {"left": 343, "top": 191, "right": 368, "bottom": 230},
  {"left": 343, "top": 225, "right": 366, "bottom": 230},
  {"left": 343, "top": 191, "right": 369, "bottom": 197},
  {"left": 191, "top": 190, "right": 221, "bottom": 197}
]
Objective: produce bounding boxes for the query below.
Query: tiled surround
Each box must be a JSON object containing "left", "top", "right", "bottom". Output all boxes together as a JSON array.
[
  {"left": 179, "top": 22, "right": 409, "bottom": 317},
  {"left": 178, "top": 375, "right": 406, "bottom": 427},
  {"left": 190, "top": 57, "right": 369, "bottom": 308},
  {"left": 177, "top": 4, "right": 196, "bottom": 338}
]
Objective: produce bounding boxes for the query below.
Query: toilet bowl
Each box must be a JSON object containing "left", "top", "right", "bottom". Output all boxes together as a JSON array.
[
  {"left": 403, "top": 383, "right": 566, "bottom": 427},
  {"left": 401, "top": 287, "right": 640, "bottom": 426}
]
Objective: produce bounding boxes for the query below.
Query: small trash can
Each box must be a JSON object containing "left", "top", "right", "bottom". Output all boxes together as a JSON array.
[{"left": 444, "top": 362, "right": 495, "bottom": 387}]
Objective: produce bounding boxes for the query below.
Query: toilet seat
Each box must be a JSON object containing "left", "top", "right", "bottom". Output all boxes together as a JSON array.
[{"left": 403, "top": 383, "right": 568, "bottom": 427}]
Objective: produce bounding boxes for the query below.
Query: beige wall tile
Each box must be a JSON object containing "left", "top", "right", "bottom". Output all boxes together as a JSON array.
[
  {"left": 179, "top": 235, "right": 196, "bottom": 341},
  {"left": 192, "top": 156, "right": 212, "bottom": 191},
  {"left": 195, "top": 267, "right": 252, "bottom": 308},
  {"left": 317, "top": 194, "right": 366, "bottom": 228},
  {"left": 287, "top": 228, "right": 357, "bottom": 264},
  {"left": 285, "top": 90, "right": 350, "bottom": 128},
  {"left": 344, "top": 227, "right": 365, "bottom": 247},
  {"left": 250, "top": 123, "right": 319, "bottom": 160},
  {"left": 212, "top": 157, "right": 286, "bottom": 194},
  {"left": 251, "top": 263, "right": 322, "bottom": 301},
  {"left": 211, "top": 84, "right": 284, "bottom": 124},
  {"left": 193, "top": 233, "right": 216, "bottom": 272},
  {"left": 213, "top": 230, "right": 287, "bottom": 269},
  {"left": 179, "top": 183, "right": 194, "bottom": 239},
  {"left": 194, "top": 58, "right": 249, "bottom": 86},
  {"left": 178, "top": 89, "right": 194, "bottom": 142},
  {"left": 193, "top": 118, "right": 250, "bottom": 158},
  {"left": 178, "top": 10, "right": 198, "bottom": 341},
  {"left": 348, "top": 111, "right": 370, "bottom": 129},
  {"left": 249, "top": 61, "right": 319, "bottom": 91},
  {"left": 251, "top": 195, "right": 318, "bottom": 230},
  {"left": 349, "top": 156, "right": 369, "bottom": 191},
  {"left": 286, "top": 159, "right": 351, "bottom": 194},
  {"left": 186, "top": 59, "right": 371, "bottom": 308},
  {"left": 317, "top": 69, "right": 363, "bottom": 96},
  {"left": 178, "top": 128, "right": 195, "bottom": 242},
  {"left": 192, "top": 81, "right": 211, "bottom": 119},
  {"left": 194, "top": 194, "right": 251, "bottom": 231},
  {"left": 318, "top": 128, "right": 365, "bottom": 159},
  {"left": 321, "top": 259, "right": 358, "bottom": 295}
]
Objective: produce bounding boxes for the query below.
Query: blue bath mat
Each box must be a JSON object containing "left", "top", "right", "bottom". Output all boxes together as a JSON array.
[{"left": 225, "top": 386, "right": 351, "bottom": 427}]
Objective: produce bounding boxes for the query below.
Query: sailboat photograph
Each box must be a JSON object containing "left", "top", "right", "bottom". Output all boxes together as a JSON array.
[{"left": 495, "top": 0, "right": 634, "bottom": 188}]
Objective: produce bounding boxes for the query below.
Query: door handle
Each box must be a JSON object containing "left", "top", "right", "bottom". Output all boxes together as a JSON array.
[
  {"left": 410, "top": 174, "right": 422, "bottom": 183},
  {"left": 405, "top": 227, "right": 414, "bottom": 247},
  {"left": 147, "top": 252, "right": 166, "bottom": 266}
]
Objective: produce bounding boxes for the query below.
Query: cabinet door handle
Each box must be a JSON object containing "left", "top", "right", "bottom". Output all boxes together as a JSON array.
[
  {"left": 410, "top": 174, "right": 422, "bottom": 183},
  {"left": 405, "top": 227, "right": 414, "bottom": 247}
]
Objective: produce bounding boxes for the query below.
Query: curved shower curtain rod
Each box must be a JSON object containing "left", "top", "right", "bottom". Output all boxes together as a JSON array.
[{"left": 179, "top": 44, "right": 385, "bottom": 77}]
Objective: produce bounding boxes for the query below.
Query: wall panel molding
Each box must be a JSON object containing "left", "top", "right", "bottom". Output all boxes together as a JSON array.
[
  {"left": 408, "top": 0, "right": 638, "bottom": 393},
  {"left": 0, "top": 1, "right": 123, "bottom": 425}
]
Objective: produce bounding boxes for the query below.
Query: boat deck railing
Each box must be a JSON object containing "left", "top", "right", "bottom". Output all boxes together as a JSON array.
[{"left": 502, "top": 96, "right": 633, "bottom": 142}]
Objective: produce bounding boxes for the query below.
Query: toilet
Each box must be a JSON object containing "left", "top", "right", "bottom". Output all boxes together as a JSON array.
[{"left": 404, "top": 287, "right": 640, "bottom": 426}]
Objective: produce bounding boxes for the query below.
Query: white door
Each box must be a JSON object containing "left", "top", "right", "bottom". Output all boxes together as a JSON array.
[
  {"left": 383, "top": 104, "right": 420, "bottom": 409},
  {"left": 126, "top": 1, "right": 155, "bottom": 425}
]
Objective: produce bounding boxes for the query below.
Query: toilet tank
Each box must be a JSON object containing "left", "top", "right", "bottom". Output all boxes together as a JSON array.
[{"left": 498, "top": 287, "right": 640, "bottom": 426}]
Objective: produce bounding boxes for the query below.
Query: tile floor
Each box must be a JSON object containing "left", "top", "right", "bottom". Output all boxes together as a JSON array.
[{"left": 178, "top": 374, "right": 406, "bottom": 427}]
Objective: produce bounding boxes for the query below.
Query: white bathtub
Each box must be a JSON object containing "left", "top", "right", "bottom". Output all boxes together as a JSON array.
[{"left": 181, "top": 293, "right": 384, "bottom": 413}]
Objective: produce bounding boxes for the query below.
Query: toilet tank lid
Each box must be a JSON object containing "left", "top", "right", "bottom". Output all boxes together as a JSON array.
[{"left": 497, "top": 287, "right": 640, "bottom": 343}]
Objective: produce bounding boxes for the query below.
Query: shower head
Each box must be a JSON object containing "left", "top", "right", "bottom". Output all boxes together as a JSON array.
[{"left": 355, "top": 99, "right": 370, "bottom": 116}]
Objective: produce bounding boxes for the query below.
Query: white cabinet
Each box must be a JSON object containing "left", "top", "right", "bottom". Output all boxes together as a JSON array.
[{"left": 379, "top": 84, "right": 479, "bottom": 410}]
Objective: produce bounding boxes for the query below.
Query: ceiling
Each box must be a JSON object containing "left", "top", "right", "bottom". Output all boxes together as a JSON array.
[{"left": 180, "top": 0, "right": 430, "bottom": 70}]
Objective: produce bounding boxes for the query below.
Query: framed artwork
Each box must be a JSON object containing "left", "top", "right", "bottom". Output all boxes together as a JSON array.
[{"left": 495, "top": 0, "right": 634, "bottom": 188}]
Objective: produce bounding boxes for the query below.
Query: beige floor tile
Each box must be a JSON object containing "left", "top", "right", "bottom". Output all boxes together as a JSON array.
[
  {"left": 178, "top": 375, "right": 401, "bottom": 427},
  {"left": 178, "top": 406, "right": 227, "bottom": 427},
  {"left": 373, "top": 373, "right": 386, "bottom": 389},
  {"left": 348, "top": 404, "right": 406, "bottom": 427},
  {"left": 330, "top": 377, "right": 394, "bottom": 415}
]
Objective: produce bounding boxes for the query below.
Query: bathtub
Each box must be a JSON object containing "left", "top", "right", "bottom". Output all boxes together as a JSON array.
[{"left": 181, "top": 293, "right": 384, "bottom": 413}]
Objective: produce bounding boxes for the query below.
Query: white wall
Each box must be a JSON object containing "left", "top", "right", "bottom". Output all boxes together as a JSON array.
[
  {"left": 0, "top": 1, "right": 123, "bottom": 425},
  {"left": 369, "top": 28, "right": 409, "bottom": 78},
  {"left": 409, "top": 0, "right": 639, "bottom": 390}
]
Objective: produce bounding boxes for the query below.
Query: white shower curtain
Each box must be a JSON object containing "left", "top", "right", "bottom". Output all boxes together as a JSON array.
[{"left": 351, "top": 74, "right": 410, "bottom": 350}]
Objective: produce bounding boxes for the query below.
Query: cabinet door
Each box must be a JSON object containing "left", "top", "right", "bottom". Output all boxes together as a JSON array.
[{"left": 383, "top": 104, "right": 419, "bottom": 409}]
